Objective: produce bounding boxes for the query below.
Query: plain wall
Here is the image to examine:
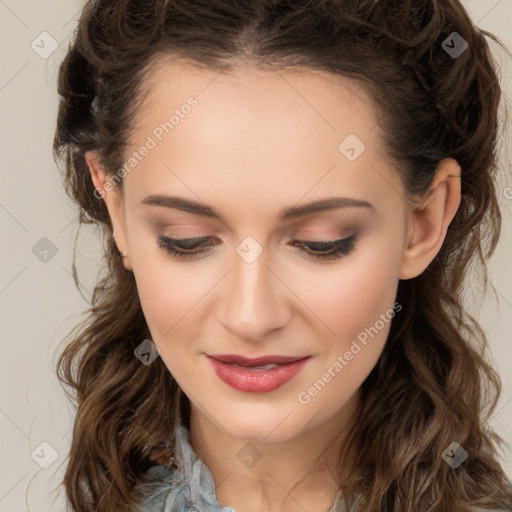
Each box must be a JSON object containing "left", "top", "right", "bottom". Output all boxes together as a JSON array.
[{"left": 0, "top": 1, "right": 511, "bottom": 510}]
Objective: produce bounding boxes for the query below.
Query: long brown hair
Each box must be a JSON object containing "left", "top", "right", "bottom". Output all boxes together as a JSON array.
[{"left": 53, "top": 0, "right": 512, "bottom": 510}]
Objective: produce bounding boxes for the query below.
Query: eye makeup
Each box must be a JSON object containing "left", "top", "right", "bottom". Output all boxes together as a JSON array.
[{"left": 156, "top": 234, "right": 358, "bottom": 261}]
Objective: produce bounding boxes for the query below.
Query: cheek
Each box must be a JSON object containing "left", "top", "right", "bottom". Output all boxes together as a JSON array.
[
  {"left": 134, "top": 266, "right": 202, "bottom": 340},
  {"left": 129, "top": 238, "right": 228, "bottom": 388},
  {"left": 291, "top": 234, "right": 402, "bottom": 346},
  {"left": 132, "top": 261, "right": 205, "bottom": 384},
  {"left": 294, "top": 245, "right": 401, "bottom": 417},
  {"left": 129, "top": 233, "right": 202, "bottom": 343}
]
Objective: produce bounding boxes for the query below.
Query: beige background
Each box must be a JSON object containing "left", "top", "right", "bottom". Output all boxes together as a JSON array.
[{"left": 0, "top": 1, "right": 511, "bottom": 510}]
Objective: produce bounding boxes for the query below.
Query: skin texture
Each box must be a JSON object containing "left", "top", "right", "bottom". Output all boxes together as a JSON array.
[{"left": 86, "top": 61, "right": 461, "bottom": 512}]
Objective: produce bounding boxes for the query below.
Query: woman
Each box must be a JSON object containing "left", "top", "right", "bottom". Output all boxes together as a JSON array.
[{"left": 53, "top": 0, "right": 512, "bottom": 510}]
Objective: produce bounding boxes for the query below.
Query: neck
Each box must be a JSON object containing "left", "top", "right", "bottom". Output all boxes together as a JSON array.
[{"left": 189, "top": 392, "right": 360, "bottom": 512}]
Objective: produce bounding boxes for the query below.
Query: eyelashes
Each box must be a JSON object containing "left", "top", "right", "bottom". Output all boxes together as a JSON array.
[
  {"left": 290, "top": 235, "right": 357, "bottom": 261},
  {"left": 156, "top": 236, "right": 215, "bottom": 259},
  {"left": 156, "top": 234, "right": 358, "bottom": 262}
]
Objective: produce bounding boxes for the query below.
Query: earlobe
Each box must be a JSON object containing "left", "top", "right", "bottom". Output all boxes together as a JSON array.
[
  {"left": 399, "top": 158, "right": 462, "bottom": 280},
  {"left": 84, "top": 151, "right": 133, "bottom": 271}
]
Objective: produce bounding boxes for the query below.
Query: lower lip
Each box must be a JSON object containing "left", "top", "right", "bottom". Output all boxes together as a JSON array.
[{"left": 206, "top": 356, "right": 310, "bottom": 393}]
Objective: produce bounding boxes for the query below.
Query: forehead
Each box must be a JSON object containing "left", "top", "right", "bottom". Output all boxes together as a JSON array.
[
  {"left": 121, "top": 58, "right": 402, "bottom": 220},
  {"left": 134, "top": 57, "right": 379, "bottom": 142}
]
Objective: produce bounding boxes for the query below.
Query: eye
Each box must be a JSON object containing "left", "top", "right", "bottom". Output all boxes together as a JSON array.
[
  {"left": 156, "top": 236, "right": 214, "bottom": 259},
  {"left": 156, "top": 234, "right": 358, "bottom": 261},
  {"left": 290, "top": 235, "right": 357, "bottom": 261}
]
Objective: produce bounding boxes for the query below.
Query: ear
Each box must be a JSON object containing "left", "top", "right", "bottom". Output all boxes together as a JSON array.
[
  {"left": 85, "top": 150, "right": 133, "bottom": 271},
  {"left": 399, "top": 158, "right": 462, "bottom": 280}
]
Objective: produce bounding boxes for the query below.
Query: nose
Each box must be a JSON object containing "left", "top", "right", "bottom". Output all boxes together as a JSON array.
[{"left": 217, "top": 249, "right": 292, "bottom": 342}]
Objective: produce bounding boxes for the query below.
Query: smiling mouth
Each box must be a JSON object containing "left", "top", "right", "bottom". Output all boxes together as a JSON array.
[
  {"left": 205, "top": 354, "right": 312, "bottom": 392},
  {"left": 207, "top": 353, "right": 310, "bottom": 366},
  {"left": 229, "top": 362, "right": 281, "bottom": 370}
]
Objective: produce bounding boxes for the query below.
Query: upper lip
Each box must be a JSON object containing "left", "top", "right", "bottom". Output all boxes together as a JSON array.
[{"left": 207, "top": 354, "right": 310, "bottom": 366}]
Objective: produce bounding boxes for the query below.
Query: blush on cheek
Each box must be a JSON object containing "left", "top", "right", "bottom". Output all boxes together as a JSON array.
[
  {"left": 313, "top": 274, "right": 396, "bottom": 338},
  {"left": 307, "top": 261, "right": 399, "bottom": 366},
  {"left": 133, "top": 268, "right": 189, "bottom": 341}
]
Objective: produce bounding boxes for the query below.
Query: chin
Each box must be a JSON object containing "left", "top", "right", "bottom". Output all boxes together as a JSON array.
[{"left": 209, "top": 401, "right": 310, "bottom": 444}]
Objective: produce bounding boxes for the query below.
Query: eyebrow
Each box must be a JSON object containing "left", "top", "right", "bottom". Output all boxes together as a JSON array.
[{"left": 140, "top": 195, "right": 374, "bottom": 221}]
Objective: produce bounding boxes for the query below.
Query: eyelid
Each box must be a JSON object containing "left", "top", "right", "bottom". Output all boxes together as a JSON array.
[{"left": 156, "top": 233, "right": 358, "bottom": 262}]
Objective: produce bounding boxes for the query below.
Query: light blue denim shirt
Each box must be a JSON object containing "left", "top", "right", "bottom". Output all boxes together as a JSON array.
[
  {"left": 134, "top": 423, "right": 348, "bottom": 512},
  {"left": 133, "top": 423, "right": 511, "bottom": 512}
]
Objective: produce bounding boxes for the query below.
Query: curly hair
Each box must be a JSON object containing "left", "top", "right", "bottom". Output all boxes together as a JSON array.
[{"left": 53, "top": 0, "right": 512, "bottom": 510}]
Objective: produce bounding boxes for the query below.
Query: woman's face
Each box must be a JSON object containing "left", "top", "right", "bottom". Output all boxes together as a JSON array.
[{"left": 91, "top": 60, "right": 425, "bottom": 443}]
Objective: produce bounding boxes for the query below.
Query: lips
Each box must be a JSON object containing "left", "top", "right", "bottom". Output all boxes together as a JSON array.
[
  {"left": 206, "top": 353, "right": 311, "bottom": 393},
  {"left": 208, "top": 354, "right": 308, "bottom": 366}
]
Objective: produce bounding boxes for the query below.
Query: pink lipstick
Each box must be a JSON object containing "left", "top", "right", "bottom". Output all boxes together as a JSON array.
[{"left": 206, "top": 353, "right": 311, "bottom": 393}]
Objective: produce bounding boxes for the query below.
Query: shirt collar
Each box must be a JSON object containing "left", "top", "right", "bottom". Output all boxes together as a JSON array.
[{"left": 135, "top": 421, "right": 347, "bottom": 512}]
